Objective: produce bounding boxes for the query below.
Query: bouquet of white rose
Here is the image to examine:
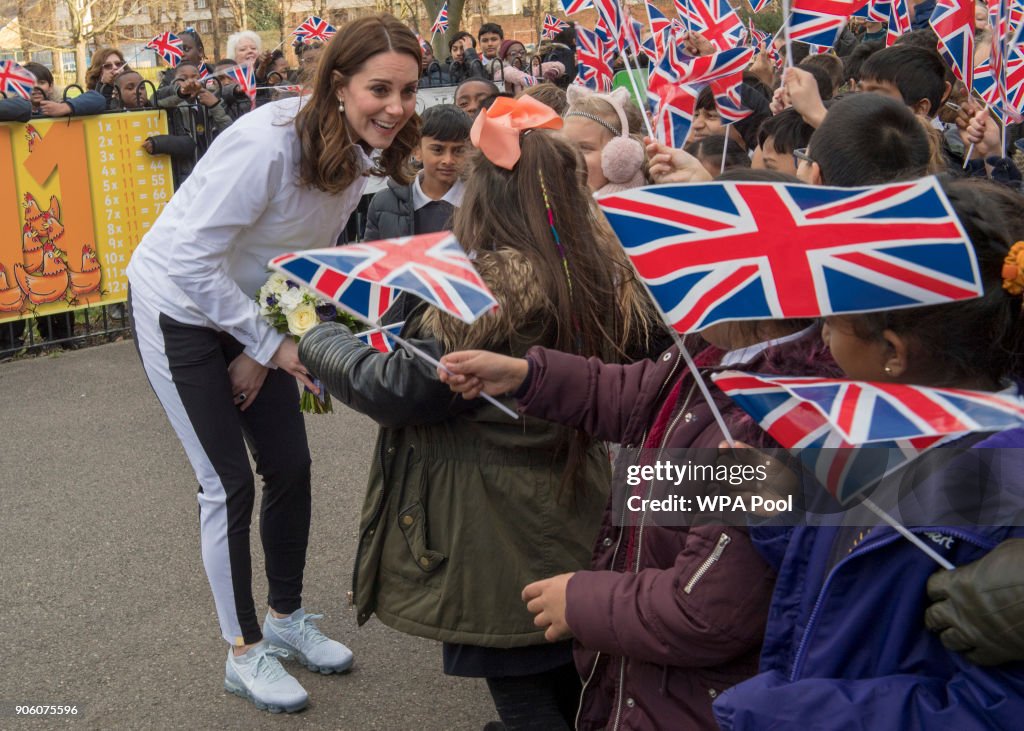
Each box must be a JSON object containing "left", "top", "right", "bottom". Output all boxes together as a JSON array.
[{"left": 256, "top": 272, "right": 358, "bottom": 414}]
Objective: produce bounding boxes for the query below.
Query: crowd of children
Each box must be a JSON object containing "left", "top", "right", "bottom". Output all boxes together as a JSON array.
[{"left": 6, "top": 7, "right": 1024, "bottom": 728}]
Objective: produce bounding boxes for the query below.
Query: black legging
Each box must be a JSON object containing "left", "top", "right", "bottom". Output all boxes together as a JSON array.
[{"left": 485, "top": 663, "right": 583, "bottom": 731}]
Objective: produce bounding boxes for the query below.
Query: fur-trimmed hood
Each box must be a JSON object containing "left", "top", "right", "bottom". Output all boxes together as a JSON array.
[{"left": 417, "top": 247, "right": 549, "bottom": 353}]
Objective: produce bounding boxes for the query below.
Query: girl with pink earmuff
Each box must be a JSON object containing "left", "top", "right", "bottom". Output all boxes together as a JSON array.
[{"left": 562, "top": 86, "right": 647, "bottom": 196}]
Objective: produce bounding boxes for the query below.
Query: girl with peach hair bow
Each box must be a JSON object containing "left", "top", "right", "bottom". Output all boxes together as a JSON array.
[{"left": 298, "top": 94, "right": 659, "bottom": 728}]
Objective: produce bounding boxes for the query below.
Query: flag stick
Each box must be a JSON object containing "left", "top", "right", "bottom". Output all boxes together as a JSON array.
[
  {"left": 782, "top": 0, "right": 794, "bottom": 69},
  {"left": 377, "top": 327, "right": 520, "bottom": 420},
  {"left": 859, "top": 497, "right": 956, "bottom": 569},
  {"left": 668, "top": 332, "right": 737, "bottom": 448},
  {"left": 720, "top": 131, "right": 729, "bottom": 175},
  {"left": 620, "top": 49, "right": 655, "bottom": 137}
]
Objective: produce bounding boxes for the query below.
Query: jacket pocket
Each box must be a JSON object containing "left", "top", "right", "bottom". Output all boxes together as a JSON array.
[
  {"left": 684, "top": 532, "right": 731, "bottom": 594},
  {"left": 396, "top": 447, "right": 446, "bottom": 574}
]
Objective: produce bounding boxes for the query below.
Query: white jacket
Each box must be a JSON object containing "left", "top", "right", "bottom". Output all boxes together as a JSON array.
[{"left": 127, "top": 98, "right": 372, "bottom": 365}]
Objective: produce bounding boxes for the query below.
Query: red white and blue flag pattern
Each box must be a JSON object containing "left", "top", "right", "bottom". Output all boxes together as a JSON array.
[
  {"left": 543, "top": 13, "right": 570, "bottom": 39},
  {"left": 430, "top": 2, "right": 450, "bottom": 36},
  {"left": 676, "top": 0, "right": 746, "bottom": 51},
  {"left": 292, "top": 16, "right": 336, "bottom": 43},
  {"left": 930, "top": 0, "right": 976, "bottom": 90},
  {"left": 356, "top": 322, "right": 404, "bottom": 353},
  {"left": 787, "top": 0, "right": 868, "bottom": 48},
  {"left": 225, "top": 64, "right": 256, "bottom": 106},
  {"left": 147, "top": 32, "right": 185, "bottom": 66},
  {"left": 596, "top": 179, "right": 982, "bottom": 334},
  {"left": 561, "top": 0, "right": 594, "bottom": 14},
  {"left": 712, "top": 371, "right": 1024, "bottom": 501},
  {"left": 0, "top": 60, "right": 36, "bottom": 100},
  {"left": 575, "top": 25, "right": 614, "bottom": 90},
  {"left": 886, "top": 0, "right": 913, "bottom": 44},
  {"left": 270, "top": 232, "right": 497, "bottom": 325}
]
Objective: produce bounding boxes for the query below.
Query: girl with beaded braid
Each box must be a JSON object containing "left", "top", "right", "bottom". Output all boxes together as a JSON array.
[{"left": 298, "top": 95, "right": 657, "bottom": 729}]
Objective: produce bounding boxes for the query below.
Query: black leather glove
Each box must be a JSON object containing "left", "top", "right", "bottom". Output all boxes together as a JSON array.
[{"left": 925, "top": 538, "right": 1024, "bottom": 665}]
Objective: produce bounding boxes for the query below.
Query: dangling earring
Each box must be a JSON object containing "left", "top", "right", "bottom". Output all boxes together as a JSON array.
[{"left": 338, "top": 100, "right": 345, "bottom": 113}]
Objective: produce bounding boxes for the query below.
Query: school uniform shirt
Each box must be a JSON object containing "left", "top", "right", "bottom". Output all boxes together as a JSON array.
[
  {"left": 411, "top": 174, "right": 464, "bottom": 235},
  {"left": 127, "top": 98, "right": 373, "bottom": 366}
]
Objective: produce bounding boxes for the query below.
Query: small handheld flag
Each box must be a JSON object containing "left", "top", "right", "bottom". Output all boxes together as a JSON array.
[
  {"left": 293, "top": 16, "right": 336, "bottom": 43},
  {"left": 270, "top": 232, "right": 497, "bottom": 325},
  {"left": 0, "top": 60, "right": 36, "bottom": 101},
  {"left": 543, "top": 14, "right": 570, "bottom": 40},
  {"left": 146, "top": 32, "right": 185, "bottom": 66},
  {"left": 597, "top": 179, "right": 982, "bottom": 334},
  {"left": 430, "top": 2, "right": 450, "bottom": 37}
]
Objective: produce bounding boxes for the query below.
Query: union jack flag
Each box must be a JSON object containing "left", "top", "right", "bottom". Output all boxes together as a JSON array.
[
  {"left": 430, "top": 2, "right": 449, "bottom": 36},
  {"left": 225, "top": 64, "right": 256, "bottom": 107},
  {"left": 886, "top": 0, "right": 912, "bottom": 44},
  {"left": 748, "top": 0, "right": 773, "bottom": 11},
  {"left": 270, "top": 232, "right": 498, "bottom": 324},
  {"left": 747, "top": 22, "right": 771, "bottom": 48},
  {"left": 655, "top": 83, "right": 699, "bottom": 147},
  {"left": 146, "top": 32, "right": 184, "bottom": 66},
  {"left": 0, "top": 60, "right": 36, "bottom": 101},
  {"left": 930, "top": 0, "right": 976, "bottom": 90},
  {"left": 676, "top": 0, "right": 746, "bottom": 51},
  {"left": 864, "top": 0, "right": 893, "bottom": 23},
  {"left": 197, "top": 62, "right": 211, "bottom": 81},
  {"left": 543, "top": 13, "right": 570, "bottom": 39},
  {"left": 293, "top": 16, "right": 336, "bottom": 43},
  {"left": 673, "top": 45, "right": 754, "bottom": 84},
  {"left": 1005, "top": 47, "right": 1024, "bottom": 119},
  {"left": 710, "top": 371, "right": 1002, "bottom": 502},
  {"left": 595, "top": 0, "right": 628, "bottom": 53},
  {"left": 645, "top": 2, "right": 672, "bottom": 60},
  {"left": 356, "top": 322, "right": 404, "bottom": 352},
  {"left": 787, "top": 0, "right": 868, "bottom": 48},
  {"left": 596, "top": 179, "right": 982, "bottom": 334},
  {"left": 576, "top": 25, "right": 614, "bottom": 90},
  {"left": 711, "top": 73, "right": 752, "bottom": 123},
  {"left": 561, "top": 0, "right": 594, "bottom": 14}
]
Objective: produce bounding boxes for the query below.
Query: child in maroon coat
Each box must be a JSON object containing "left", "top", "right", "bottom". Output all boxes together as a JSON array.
[{"left": 440, "top": 318, "right": 839, "bottom": 730}]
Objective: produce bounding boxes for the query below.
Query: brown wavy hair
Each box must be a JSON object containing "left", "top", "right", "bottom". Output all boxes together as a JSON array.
[
  {"left": 295, "top": 14, "right": 422, "bottom": 193},
  {"left": 455, "top": 130, "right": 657, "bottom": 497},
  {"left": 85, "top": 48, "right": 125, "bottom": 90}
]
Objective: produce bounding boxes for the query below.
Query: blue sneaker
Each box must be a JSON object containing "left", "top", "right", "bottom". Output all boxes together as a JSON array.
[
  {"left": 224, "top": 644, "right": 308, "bottom": 713},
  {"left": 263, "top": 609, "right": 354, "bottom": 675}
]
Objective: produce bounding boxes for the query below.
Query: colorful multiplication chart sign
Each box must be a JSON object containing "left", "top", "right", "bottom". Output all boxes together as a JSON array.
[{"left": 0, "top": 111, "right": 174, "bottom": 322}]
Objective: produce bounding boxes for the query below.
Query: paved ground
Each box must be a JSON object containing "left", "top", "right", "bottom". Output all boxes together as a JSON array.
[{"left": 0, "top": 341, "right": 495, "bottom": 730}]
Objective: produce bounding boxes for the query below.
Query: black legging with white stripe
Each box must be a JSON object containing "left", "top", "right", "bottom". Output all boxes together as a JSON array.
[{"left": 130, "top": 289, "right": 310, "bottom": 645}]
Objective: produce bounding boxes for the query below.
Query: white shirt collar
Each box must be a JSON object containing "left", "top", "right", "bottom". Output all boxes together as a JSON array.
[
  {"left": 411, "top": 173, "right": 465, "bottom": 211},
  {"left": 719, "top": 325, "right": 818, "bottom": 367}
]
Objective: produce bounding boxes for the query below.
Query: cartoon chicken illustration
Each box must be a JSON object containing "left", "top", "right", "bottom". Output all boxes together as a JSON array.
[
  {"left": 23, "top": 192, "right": 47, "bottom": 236},
  {"left": 68, "top": 244, "right": 102, "bottom": 298},
  {"left": 14, "top": 243, "right": 70, "bottom": 304},
  {"left": 22, "top": 225, "right": 44, "bottom": 273},
  {"left": 0, "top": 264, "right": 26, "bottom": 312},
  {"left": 25, "top": 124, "right": 42, "bottom": 153}
]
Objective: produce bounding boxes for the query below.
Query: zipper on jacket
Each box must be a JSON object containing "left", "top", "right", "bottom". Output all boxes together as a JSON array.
[
  {"left": 575, "top": 650, "right": 603, "bottom": 731},
  {"left": 788, "top": 527, "right": 996, "bottom": 682},
  {"left": 683, "top": 533, "right": 731, "bottom": 594},
  {"left": 610, "top": 377, "right": 696, "bottom": 731},
  {"left": 635, "top": 350, "right": 683, "bottom": 451}
]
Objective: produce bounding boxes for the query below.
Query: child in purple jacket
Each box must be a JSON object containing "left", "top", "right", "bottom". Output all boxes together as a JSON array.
[{"left": 711, "top": 178, "right": 1024, "bottom": 730}]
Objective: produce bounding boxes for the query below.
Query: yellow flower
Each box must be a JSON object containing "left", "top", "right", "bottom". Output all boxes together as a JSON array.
[{"left": 285, "top": 303, "right": 318, "bottom": 337}]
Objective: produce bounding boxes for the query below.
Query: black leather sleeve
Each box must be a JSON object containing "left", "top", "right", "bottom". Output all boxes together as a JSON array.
[{"left": 298, "top": 322, "right": 479, "bottom": 428}]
